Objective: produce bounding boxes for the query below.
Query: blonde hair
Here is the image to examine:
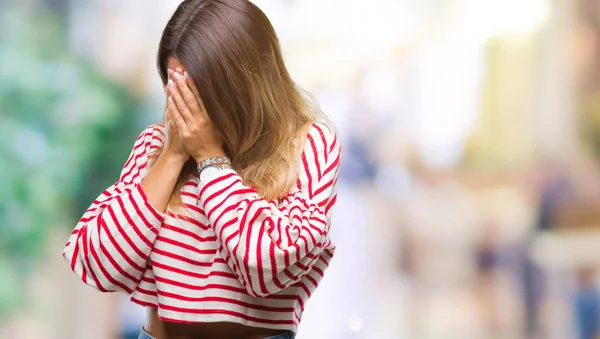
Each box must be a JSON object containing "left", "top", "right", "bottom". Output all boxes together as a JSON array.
[{"left": 153, "top": 0, "right": 316, "bottom": 206}]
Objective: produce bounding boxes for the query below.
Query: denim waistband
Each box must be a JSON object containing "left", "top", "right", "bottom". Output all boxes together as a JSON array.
[
  {"left": 138, "top": 328, "right": 154, "bottom": 339},
  {"left": 138, "top": 328, "right": 295, "bottom": 339}
]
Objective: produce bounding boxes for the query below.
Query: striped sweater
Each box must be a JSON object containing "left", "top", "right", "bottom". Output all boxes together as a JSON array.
[{"left": 62, "top": 121, "right": 341, "bottom": 332}]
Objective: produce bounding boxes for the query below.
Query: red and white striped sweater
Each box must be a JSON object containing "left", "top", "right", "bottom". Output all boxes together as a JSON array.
[{"left": 63, "top": 121, "right": 341, "bottom": 332}]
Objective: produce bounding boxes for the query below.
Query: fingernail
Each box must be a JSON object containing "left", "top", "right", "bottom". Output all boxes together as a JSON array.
[
  {"left": 168, "top": 79, "right": 175, "bottom": 88},
  {"left": 184, "top": 71, "right": 190, "bottom": 79},
  {"left": 173, "top": 72, "right": 182, "bottom": 81},
  {"left": 168, "top": 96, "right": 174, "bottom": 105}
]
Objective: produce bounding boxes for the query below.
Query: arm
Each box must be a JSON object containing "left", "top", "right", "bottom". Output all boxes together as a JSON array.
[
  {"left": 63, "top": 124, "right": 184, "bottom": 293},
  {"left": 198, "top": 123, "right": 341, "bottom": 297},
  {"left": 165, "top": 74, "right": 341, "bottom": 296}
]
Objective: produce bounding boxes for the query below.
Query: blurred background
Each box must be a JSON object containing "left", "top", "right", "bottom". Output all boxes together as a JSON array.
[{"left": 2, "top": 0, "right": 600, "bottom": 338}]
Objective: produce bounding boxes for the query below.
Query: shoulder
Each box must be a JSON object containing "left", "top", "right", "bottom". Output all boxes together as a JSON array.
[
  {"left": 135, "top": 123, "right": 166, "bottom": 152},
  {"left": 299, "top": 121, "right": 341, "bottom": 187},
  {"left": 119, "top": 123, "right": 166, "bottom": 179},
  {"left": 297, "top": 121, "right": 341, "bottom": 200},
  {"left": 145, "top": 123, "right": 166, "bottom": 140},
  {"left": 306, "top": 121, "right": 340, "bottom": 159}
]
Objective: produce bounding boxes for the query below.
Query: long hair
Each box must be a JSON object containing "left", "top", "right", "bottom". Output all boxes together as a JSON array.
[{"left": 154, "top": 0, "right": 316, "bottom": 205}]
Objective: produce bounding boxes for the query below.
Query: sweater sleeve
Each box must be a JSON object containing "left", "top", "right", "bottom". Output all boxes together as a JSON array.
[
  {"left": 198, "top": 122, "right": 341, "bottom": 297},
  {"left": 63, "top": 124, "right": 166, "bottom": 294}
]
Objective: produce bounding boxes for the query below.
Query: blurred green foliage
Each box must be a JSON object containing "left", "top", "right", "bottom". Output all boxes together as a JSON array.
[{"left": 0, "top": 4, "right": 143, "bottom": 316}]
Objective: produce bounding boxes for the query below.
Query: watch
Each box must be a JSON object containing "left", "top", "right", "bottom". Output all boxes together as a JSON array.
[{"left": 197, "top": 156, "right": 233, "bottom": 183}]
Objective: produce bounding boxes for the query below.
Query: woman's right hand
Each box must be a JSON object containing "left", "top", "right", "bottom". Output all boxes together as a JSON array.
[{"left": 161, "top": 68, "right": 190, "bottom": 164}]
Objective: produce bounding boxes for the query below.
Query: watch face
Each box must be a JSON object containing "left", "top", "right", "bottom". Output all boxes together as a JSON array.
[{"left": 200, "top": 165, "right": 221, "bottom": 182}]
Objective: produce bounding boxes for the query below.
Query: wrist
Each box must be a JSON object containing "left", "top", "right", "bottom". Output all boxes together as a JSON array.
[{"left": 160, "top": 151, "right": 190, "bottom": 167}]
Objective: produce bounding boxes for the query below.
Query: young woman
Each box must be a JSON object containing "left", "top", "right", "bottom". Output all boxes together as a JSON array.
[{"left": 62, "top": 1, "right": 341, "bottom": 338}]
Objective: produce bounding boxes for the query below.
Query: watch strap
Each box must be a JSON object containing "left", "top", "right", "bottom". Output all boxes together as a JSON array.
[{"left": 197, "top": 156, "right": 232, "bottom": 173}]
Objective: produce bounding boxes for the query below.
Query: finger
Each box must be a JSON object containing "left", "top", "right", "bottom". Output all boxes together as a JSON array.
[
  {"left": 184, "top": 75, "right": 210, "bottom": 119},
  {"left": 175, "top": 68, "right": 186, "bottom": 84},
  {"left": 175, "top": 67, "right": 187, "bottom": 82},
  {"left": 167, "top": 69, "right": 174, "bottom": 88},
  {"left": 164, "top": 95, "right": 169, "bottom": 123},
  {"left": 183, "top": 72, "right": 207, "bottom": 114},
  {"left": 172, "top": 72, "right": 201, "bottom": 114},
  {"left": 185, "top": 73, "right": 203, "bottom": 103},
  {"left": 163, "top": 86, "right": 168, "bottom": 110},
  {"left": 168, "top": 78, "right": 193, "bottom": 122},
  {"left": 168, "top": 96, "right": 186, "bottom": 129},
  {"left": 171, "top": 72, "right": 199, "bottom": 111}
]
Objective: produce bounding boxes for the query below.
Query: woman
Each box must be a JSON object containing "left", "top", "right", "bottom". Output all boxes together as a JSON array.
[{"left": 62, "top": 0, "right": 341, "bottom": 338}]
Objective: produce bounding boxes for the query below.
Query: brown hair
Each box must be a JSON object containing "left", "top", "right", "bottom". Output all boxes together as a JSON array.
[{"left": 154, "top": 0, "right": 315, "bottom": 205}]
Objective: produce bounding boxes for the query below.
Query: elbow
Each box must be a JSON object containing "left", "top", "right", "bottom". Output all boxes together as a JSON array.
[
  {"left": 237, "top": 259, "right": 282, "bottom": 297},
  {"left": 62, "top": 248, "right": 103, "bottom": 292},
  {"left": 62, "top": 238, "right": 100, "bottom": 292},
  {"left": 63, "top": 231, "right": 133, "bottom": 294},
  {"left": 62, "top": 232, "right": 83, "bottom": 277}
]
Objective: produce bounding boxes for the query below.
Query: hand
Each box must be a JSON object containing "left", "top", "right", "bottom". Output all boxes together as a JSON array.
[
  {"left": 167, "top": 70, "right": 225, "bottom": 163},
  {"left": 161, "top": 68, "right": 190, "bottom": 164}
]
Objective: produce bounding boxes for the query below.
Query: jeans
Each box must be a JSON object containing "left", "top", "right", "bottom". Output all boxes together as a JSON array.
[{"left": 138, "top": 327, "right": 295, "bottom": 339}]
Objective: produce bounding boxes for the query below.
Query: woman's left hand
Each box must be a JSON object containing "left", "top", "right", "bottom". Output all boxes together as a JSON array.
[{"left": 167, "top": 70, "right": 226, "bottom": 163}]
